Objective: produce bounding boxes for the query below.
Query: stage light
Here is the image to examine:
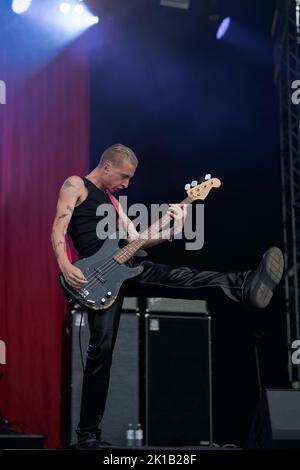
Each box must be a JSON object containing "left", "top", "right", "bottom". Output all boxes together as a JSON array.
[
  {"left": 84, "top": 16, "right": 99, "bottom": 26},
  {"left": 11, "top": 0, "right": 32, "bottom": 14},
  {"left": 296, "top": 0, "right": 300, "bottom": 29},
  {"left": 74, "top": 4, "right": 84, "bottom": 15},
  {"left": 59, "top": 2, "right": 71, "bottom": 13},
  {"left": 58, "top": 2, "right": 98, "bottom": 29},
  {"left": 216, "top": 17, "right": 231, "bottom": 40}
]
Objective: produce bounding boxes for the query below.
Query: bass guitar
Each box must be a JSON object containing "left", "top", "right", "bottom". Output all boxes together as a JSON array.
[{"left": 60, "top": 176, "right": 221, "bottom": 310}]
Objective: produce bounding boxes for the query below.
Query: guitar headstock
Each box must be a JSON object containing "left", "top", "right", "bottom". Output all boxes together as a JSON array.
[{"left": 185, "top": 174, "right": 221, "bottom": 202}]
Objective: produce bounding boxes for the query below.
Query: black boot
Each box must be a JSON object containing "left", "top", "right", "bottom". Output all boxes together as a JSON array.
[
  {"left": 243, "top": 247, "right": 284, "bottom": 309},
  {"left": 76, "top": 429, "right": 103, "bottom": 450}
]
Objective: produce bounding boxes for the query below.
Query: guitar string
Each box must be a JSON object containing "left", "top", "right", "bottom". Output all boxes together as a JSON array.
[
  {"left": 77, "top": 197, "right": 200, "bottom": 296},
  {"left": 82, "top": 243, "right": 142, "bottom": 292},
  {"left": 82, "top": 219, "right": 170, "bottom": 291},
  {"left": 75, "top": 189, "right": 207, "bottom": 298},
  {"left": 78, "top": 201, "right": 199, "bottom": 296},
  {"left": 83, "top": 207, "right": 180, "bottom": 289},
  {"left": 81, "top": 219, "right": 167, "bottom": 288},
  {"left": 83, "top": 226, "right": 157, "bottom": 284}
]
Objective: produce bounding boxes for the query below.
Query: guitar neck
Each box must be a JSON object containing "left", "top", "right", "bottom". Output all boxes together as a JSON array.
[{"left": 114, "top": 196, "right": 192, "bottom": 264}]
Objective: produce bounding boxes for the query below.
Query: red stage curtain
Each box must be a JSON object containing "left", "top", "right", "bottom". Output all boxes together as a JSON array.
[{"left": 0, "top": 40, "right": 89, "bottom": 448}]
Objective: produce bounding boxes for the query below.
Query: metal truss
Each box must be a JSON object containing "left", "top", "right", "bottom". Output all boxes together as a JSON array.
[{"left": 273, "top": 0, "right": 300, "bottom": 386}]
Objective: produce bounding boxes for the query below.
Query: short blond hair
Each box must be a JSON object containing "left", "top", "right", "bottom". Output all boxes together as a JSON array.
[{"left": 99, "top": 144, "right": 138, "bottom": 167}]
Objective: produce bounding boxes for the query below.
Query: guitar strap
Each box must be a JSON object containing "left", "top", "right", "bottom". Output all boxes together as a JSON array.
[
  {"left": 106, "top": 189, "right": 121, "bottom": 213},
  {"left": 106, "top": 190, "right": 127, "bottom": 227},
  {"left": 65, "top": 189, "right": 125, "bottom": 263}
]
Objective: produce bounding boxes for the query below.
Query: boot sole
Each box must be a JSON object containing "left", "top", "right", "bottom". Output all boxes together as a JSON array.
[{"left": 249, "top": 247, "right": 284, "bottom": 309}]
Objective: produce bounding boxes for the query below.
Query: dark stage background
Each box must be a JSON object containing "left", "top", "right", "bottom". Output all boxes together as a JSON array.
[
  {"left": 88, "top": 0, "right": 287, "bottom": 446},
  {"left": 0, "top": 0, "right": 287, "bottom": 448}
]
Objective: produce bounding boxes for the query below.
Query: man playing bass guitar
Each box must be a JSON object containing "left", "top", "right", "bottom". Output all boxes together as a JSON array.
[{"left": 51, "top": 144, "right": 283, "bottom": 449}]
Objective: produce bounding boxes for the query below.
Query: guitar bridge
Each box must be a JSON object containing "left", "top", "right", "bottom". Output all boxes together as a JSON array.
[{"left": 79, "top": 288, "right": 90, "bottom": 299}]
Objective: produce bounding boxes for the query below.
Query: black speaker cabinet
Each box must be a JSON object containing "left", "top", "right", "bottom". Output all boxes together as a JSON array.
[
  {"left": 145, "top": 304, "right": 212, "bottom": 446},
  {"left": 70, "top": 298, "right": 139, "bottom": 445},
  {"left": 248, "top": 389, "right": 300, "bottom": 449}
]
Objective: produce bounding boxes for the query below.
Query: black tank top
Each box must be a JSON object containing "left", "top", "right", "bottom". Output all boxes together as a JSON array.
[{"left": 68, "top": 177, "right": 119, "bottom": 259}]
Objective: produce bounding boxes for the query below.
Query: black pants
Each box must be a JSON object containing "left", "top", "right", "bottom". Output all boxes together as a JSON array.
[{"left": 77, "top": 260, "right": 250, "bottom": 434}]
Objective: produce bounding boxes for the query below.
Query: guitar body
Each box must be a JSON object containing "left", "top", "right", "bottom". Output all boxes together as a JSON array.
[{"left": 60, "top": 236, "right": 144, "bottom": 310}]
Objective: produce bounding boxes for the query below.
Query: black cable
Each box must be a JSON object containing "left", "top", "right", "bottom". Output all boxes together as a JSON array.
[{"left": 253, "top": 332, "right": 264, "bottom": 398}]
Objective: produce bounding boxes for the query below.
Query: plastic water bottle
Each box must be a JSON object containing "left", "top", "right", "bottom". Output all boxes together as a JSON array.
[
  {"left": 126, "top": 423, "right": 134, "bottom": 446},
  {"left": 135, "top": 423, "right": 143, "bottom": 446}
]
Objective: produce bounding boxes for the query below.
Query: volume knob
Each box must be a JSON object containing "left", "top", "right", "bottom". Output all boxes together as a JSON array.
[
  {"left": 107, "top": 291, "right": 112, "bottom": 298},
  {"left": 101, "top": 298, "right": 106, "bottom": 304}
]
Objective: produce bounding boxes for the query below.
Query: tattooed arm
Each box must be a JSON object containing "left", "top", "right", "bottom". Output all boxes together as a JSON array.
[{"left": 51, "top": 176, "right": 87, "bottom": 288}]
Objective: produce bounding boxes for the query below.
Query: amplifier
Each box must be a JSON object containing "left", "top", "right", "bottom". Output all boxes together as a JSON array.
[
  {"left": 70, "top": 297, "right": 139, "bottom": 445},
  {"left": 144, "top": 307, "right": 212, "bottom": 446},
  {"left": 249, "top": 389, "right": 300, "bottom": 449}
]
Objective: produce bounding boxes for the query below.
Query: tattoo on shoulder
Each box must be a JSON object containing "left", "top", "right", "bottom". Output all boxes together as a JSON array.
[{"left": 63, "top": 179, "right": 75, "bottom": 189}]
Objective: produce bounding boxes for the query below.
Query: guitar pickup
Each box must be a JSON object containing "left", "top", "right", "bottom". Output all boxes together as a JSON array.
[{"left": 96, "top": 275, "right": 105, "bottom": 283}]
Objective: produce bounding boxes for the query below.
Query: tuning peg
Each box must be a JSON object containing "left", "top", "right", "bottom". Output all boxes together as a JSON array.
[
  {"left": 204, "top": 174, "right": 211, "bottom": 181},
  {"left": 184, "top": 183, "right": 191, "bottom": 190},
  {"left": 190, "top": 180, "right": 197, "bottom": 187}
]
